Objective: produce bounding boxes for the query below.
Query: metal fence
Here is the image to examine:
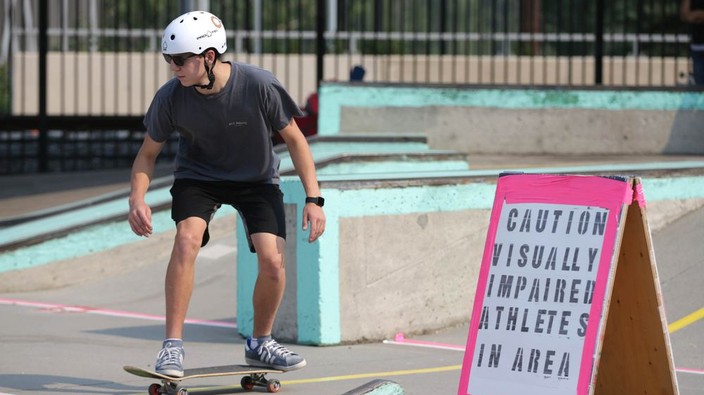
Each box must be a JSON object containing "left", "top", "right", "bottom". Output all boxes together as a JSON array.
[{"left": 0, "top": 0, "right": 700, "bottom": 174}]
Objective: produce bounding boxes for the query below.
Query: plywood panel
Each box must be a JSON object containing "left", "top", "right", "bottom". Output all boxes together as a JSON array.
[{"left": 593, "top": 200, "right": 678, "bottom": 395}]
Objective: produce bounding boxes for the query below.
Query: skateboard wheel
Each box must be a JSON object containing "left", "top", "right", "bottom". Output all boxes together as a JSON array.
[
  {"left": 267, "top": 379, "right": 281, "bottom": 393},
  {"left": 241, "top": 375, "right": 255, "bottom": 391},
  {"left": 177, "top": 389, "right": 188, "bottom": 395},
  {"left": 148, "top": 383, "right": 161, "bottom": 395}
]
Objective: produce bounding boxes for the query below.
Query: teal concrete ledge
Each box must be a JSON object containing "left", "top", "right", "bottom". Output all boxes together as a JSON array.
[
  {"left": 0, "top": 136, "right": 442, "bottom": 274},
  {"left": 318, "top": 83, "right": 704, "bottom": 155},
  {"left": 293, "top": 151, "right": 470, "bottom": 177},
  {"left": 0, "top": 175, "right": 173, "bottom": 251},
  {"left": 276, "top": 134, "right": 432, "bottom": 173},
  {"left": 319, "top": 83, "right": 704, "bottom": 135}
]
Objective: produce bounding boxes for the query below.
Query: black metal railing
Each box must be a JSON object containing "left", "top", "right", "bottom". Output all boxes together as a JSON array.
[{"left": 0, "top": 0, "right": 699, "bottom": 174}]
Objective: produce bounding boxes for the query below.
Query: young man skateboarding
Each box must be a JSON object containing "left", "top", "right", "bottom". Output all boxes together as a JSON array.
[{"left": 128, "top": 11, "right": 326, "bottom": 377}]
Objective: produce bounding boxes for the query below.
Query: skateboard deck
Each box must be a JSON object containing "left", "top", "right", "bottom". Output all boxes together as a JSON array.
[{"left": 124, "top": 364, "right": 284, "bottom": 394}]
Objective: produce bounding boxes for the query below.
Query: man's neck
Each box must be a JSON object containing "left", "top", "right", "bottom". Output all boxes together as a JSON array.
[{"left": 195, "top": 61, "right": 231, "bottom": 95}]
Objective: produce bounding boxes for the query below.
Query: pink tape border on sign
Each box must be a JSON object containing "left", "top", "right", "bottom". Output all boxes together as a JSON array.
[
  {"left": 634, "top": 182, "right": 647, "bottom": 208},
  {"left": 458, "top": 174, "right": 634, "bottom": 395}
]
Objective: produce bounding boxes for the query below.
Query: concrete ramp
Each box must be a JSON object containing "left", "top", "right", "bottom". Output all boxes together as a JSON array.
[{"left": 341, "top": 379, "right": 404, "bottom": 395}]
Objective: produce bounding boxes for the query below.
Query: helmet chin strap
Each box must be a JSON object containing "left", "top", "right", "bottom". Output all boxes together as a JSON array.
[{"left": 197, "top": 57, "right": 217, "bottom": 90}]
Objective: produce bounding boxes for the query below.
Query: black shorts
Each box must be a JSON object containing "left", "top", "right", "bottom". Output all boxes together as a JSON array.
[{"left": 170, "top": 178, "right": 286, "bottom": 252}]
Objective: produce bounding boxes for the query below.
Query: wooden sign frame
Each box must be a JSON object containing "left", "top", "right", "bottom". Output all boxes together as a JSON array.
[{"left": 458, "top": 174, "right": 679, "bottom": 395}]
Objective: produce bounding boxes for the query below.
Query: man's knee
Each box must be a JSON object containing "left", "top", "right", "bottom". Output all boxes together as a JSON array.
[
  {"left": 257, "top": 253, "right": 285, "bottom": 282},
  {"left": 173, "top": 221, "right": 205, "bottom": 258}
]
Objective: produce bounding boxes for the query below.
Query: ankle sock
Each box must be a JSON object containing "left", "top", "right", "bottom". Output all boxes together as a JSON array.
[
  {"left": 163, "top": 338, "right": 183, "bottom": 348},
  {"left": 247, "top": 335, "right": 272, "bottom": 350}
]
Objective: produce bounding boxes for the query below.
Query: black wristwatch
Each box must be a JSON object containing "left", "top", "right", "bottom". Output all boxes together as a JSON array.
[{"left": 305, "top": 196, "right": 325, "bottom": 207}]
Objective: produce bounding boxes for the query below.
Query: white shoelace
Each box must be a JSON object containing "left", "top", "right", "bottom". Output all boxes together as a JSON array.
[
  {"left": 258, "top": 340, "right": 294, "bottom": 364},
  {"left": 157, "top": 346, "right": 183, "bottom": 366}
]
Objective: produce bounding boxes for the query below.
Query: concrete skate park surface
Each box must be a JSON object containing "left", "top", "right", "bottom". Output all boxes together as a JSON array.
[{"left": 0, "top": 151, "right": 703, "bottom": 394}]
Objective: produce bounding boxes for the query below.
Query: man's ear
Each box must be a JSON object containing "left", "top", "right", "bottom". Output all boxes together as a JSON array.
[{"left": 205, "top": 49, "right": 217, "bottom": 65}]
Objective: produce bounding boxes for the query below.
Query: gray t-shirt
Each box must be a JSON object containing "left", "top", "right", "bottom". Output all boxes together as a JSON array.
[{"left": 144, "top": 61, "right": 302, "bottom": 184}]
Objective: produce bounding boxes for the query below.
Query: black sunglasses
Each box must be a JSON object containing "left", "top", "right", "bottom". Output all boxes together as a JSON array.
[{"left": 163, "top": 53, "right": 199, "bottom": 66}]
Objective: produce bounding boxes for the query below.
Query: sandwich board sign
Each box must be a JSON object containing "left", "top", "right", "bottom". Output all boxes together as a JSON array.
[{"left": 458, "top": 173, "right": 679, "bottom": 395}]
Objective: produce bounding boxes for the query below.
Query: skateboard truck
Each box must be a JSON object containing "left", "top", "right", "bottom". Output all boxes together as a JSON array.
[
  {"left": 148, "top": 381, "right": 183, "bottom": 395},
  {"left": 240, "top": 372, "right": 281, "bottom": 392}
]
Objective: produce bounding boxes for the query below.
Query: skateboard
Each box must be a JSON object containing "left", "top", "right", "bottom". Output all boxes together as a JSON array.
[{"left": 124, "top": 364, "right": 284, "bottom": 394}]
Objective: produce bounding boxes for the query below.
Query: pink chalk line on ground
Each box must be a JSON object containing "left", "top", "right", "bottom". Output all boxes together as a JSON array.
[
  {"left": 382, "top": 332, "right": 465, "bottom": 351},
  {"left": 0, "top": 297, "right": 237, "bottom": 329}
]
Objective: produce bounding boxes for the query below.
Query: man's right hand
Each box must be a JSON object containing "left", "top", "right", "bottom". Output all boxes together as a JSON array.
[
  {"left": 128, "top": 135, "right": 164, "bottom": 238},
  {"left": 129, "top": 199, "right": 153, "bottom": 237}
]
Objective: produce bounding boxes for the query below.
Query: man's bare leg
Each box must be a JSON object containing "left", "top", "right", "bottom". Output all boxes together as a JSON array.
[
  {"left": 165, "top": 217, "right": 206, "bottom": 338},
  {"left": 245, "top": 233, "right": 306, "bottom": 371},
  {"left": 250, "top": 232, "right": 286, "bottom": 338},
  {"left": 155, "top": 217, "right": 206, "bottom": 377}
]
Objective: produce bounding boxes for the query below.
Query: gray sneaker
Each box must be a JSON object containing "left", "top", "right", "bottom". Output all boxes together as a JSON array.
[
  {"left": 155, "top": 340, "right": 185, "bottom": 377},
  {"left": 245, "top": 339, "right": 306, "bottom": 371}
]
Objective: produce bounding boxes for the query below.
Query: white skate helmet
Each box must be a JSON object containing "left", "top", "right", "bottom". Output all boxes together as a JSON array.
[{"left": 162, "top": 11, "right": 227, "bottom": 55}]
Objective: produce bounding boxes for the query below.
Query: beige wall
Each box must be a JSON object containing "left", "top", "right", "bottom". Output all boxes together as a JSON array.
[
  {"left": 338, "top": 210, "right": 489, "bottom": 342},
  {"left": 374, "top": 55, "right": 691, "bottom": 86},
  {"left": 11, "top": 52, "right": 321, "bottom": 116}
]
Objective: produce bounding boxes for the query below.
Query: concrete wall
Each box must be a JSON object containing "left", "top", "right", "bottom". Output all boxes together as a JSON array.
[
  {"left": 234, "top": 168, "right": 704, "bottom": 346},
  {"left": 318, "top": 84, "right": 704, "bottom": 155},
  {"left": 235, "top": 175, "right": 501, "bottom": 345},
  {"left": 338, "top": 210, "right": 488, "bottom": 342}
]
